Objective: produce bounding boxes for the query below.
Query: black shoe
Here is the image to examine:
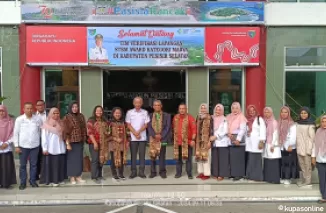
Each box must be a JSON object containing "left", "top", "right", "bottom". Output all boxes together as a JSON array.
[
  {"left": 149, "top": 173, "right": 156, "bottom": 178},
  {"left": 139, "top": 174, "right": 147, "bottom": 179},
  {"left": 188, "top": 175, "right": 193, "bottom": 179},
  {"left": 160, "top": 173, "right": 167, "bottom": 179},
  {"left": 19, "top": 184, "right": 26, "bottom": 190},
  {"left": 113, "top": 175, "right": 120, "bottom": 180},
  {"left": 98, "top": 177, "right": 106, "bottom": 181},
  {"left": 119, "top": 175, "right": 126, "bottom": 180},
  {"left": 30, "top": 182, "right": 39, "bottom": 187},
  {"left": 233, "top": 177, "right": 241, "bottom": 181},
  {"left": 129, "top": 173, "right": 137, "bottom": 179},
  {"left": 174, "top": 174, "right": 182, "bottom": 178}
]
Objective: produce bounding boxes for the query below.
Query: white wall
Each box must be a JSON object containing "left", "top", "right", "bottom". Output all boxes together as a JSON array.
[
  {"left": 0, "top": 1, "right": 21, "bottom": 25},
  {"left": 266, "top": 3, "right": 326, "bottom": 26}
]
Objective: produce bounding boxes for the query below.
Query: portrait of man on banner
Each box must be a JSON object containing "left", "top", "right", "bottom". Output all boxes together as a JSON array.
[{"left": 88, "top": 34, "right": 110, "bottom": 64}]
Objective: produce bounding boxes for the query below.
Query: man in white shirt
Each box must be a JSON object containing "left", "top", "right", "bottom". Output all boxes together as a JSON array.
[
  {"left": 88, "top": 34, "right": 109, "bottom": 63},
  {"left": 125, "top": 97, "right": 150, "bottom": 179},
  {"left": 35, "top": 100, "right": 46, "bottom": 180},
  {"left": 14, "top": 102, "right": 42, "bottom": 190}
]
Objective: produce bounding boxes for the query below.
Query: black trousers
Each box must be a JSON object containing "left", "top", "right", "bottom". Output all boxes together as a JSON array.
[
  {"left": 176, "top": 146, "right": 193, "bottom": 176},
  {"left": 317, "top": 163, "right": 326, "bottom": 200},
  {"left": 110, "top": 151, "right": 124, "bottom": 177},
  {"left": 19, "top": 147, "right": 39, "bottom": 185},
  {"left": 89, "top": 144, "right": 103, "bottom": 179},
  {"left": 130, "top": 141, "right": 146, "bottom": 175},
  {"left": 150, "top": 146, "right": 167, "bottom": 175},
  {"left": 36, "top": 143, "right": 43, "bottom": 179}
]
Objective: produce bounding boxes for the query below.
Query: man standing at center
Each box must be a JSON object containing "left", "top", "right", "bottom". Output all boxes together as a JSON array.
[
  {"left": 147, "top": 100, "right": 171, "bottom": 179},
  {"left": 173, "top": 103, "right": 197, "bottom": 179},
  {"left": 126, "top": 97, "right": 150, "bottom": 179}
]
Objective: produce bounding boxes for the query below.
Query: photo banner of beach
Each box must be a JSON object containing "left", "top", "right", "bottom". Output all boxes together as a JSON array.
[
  {"left": 21, "top": 1, "right": 264, "bottom": 25},
  {"left": 205, "top": 27, "right": 260, "bottom": 65},
  {"left": 87, "top": 27, "right": 205, "bottom": 67}
]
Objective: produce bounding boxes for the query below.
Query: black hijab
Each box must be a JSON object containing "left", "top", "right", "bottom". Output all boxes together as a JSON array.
[
  {"left": 297, "top": 106, "right": 315, "bottom": 125},
  {"left": 68, "top": 101, "right": 79, "bottom": 115},
  {"left": 110, "top": 107, "right": 124, "bottom": 123}
]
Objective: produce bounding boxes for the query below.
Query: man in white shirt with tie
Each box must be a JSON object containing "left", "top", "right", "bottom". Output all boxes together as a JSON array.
[
  {"left": 88, "top": 34, "right": 109, "bottom": 63},
  {"left": 126, "top": 97, "right": 150, "bottom": 179},
  {"left": 14, "top": 102, "right": 42, "bottom": 190},
  {"left": 35, "top": 100, "right": 46, "bottom": 180}
]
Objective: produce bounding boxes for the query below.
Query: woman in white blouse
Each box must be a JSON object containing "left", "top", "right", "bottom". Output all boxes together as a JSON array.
[
  {"left": 226, "top": 102, "right": 247, "bottom": 181},
  {"left": 211, "top": 104, "right": 230, "bottom": 181},
  {"left": 40, "top": 107, "right": 66, "bottom": 187},
  {"left": 0, "top": 105, "right": 16, "bottom": 189},
  {"left": 312, "top": 115, "right": 326, "bottom": 204},
  {"left": 245, "top": 105, "right": 266, "bottom": 181},
  {"left": 278, "top": 106, "right": 298, "bottom": 185},
  {"left": 263, "top": 107, "right": 281, "bottom": 184}
]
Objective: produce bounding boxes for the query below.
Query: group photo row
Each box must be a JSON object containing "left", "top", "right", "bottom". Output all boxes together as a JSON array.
[{"left": 0, "top": 97, "right": 326, "bottom": 203}]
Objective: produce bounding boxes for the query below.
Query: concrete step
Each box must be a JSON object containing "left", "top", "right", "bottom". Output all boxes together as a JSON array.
[{"left": 0, "top": 184, "right": 320, "bottom": 206}]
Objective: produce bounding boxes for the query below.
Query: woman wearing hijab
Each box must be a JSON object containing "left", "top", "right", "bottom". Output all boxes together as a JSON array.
[
  {"left": 296, "top": 107, "right": 315, "bottom": 187},
  {"left": 195, "top": 103, "right": 214, "bottom": 180},
  {"left": 87, "top": 105, "right": 110, "bottom": 184},
  {"left": 211, "top": 104, "right": 230, "bottom": 181},
  {"left": 0, "top": 105, "right": 16, "bottom": 189},
  {"left": 40, "top": 108, "right": 66, "bottom": 186},
  {"left": 263, "top": 107, "right": 281, "bottom": 184},
  {"left": 279, "top": 106, "right": 298, "bottom": 185},
  {"left": 245, "top": 105, "right": 266, "bottom": 182},
  {"left": 226, "top": 102, "right": 247, "bottom": 181},
  {"left": 108, "top": 107, "right": 130, "bottom": 180},
  {"left": 312, "top": 115, "right": 326, "bottom": 204},
  {"left": 63, "top": 101, "right": 87, "bottom": 185}
]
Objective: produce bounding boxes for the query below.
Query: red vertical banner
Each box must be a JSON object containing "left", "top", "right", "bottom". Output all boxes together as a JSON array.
[
  {"left": 26, "top": 26, "right": 88, "bottom": 65},
  {"left": 205, "top": 27, "right": 260, "bottom": 65}
]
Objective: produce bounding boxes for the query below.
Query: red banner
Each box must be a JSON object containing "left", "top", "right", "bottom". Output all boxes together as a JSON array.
[
  {"left": 204, "top": 27, "right": 260, "bottom": 65},
  {"left": 26, "top": 26, "right": 88, "bottom": 65}
]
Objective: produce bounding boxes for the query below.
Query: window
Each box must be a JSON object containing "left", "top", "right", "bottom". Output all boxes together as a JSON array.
[
  {"left": 0, "top": 47, "right": 2, "bottom": 98},
  {"left": 286, "top": 47, "right": 326, "bottom": 66},
  {"left": 44, "top": 69, "right": 79, "bottom": 116},
  {"left": 285, "top": 71, "right": 326, "bottom": 120},
  {"left": 209, "top": 69, "right": 242, "bottom": 115},
  {"left": 285, "top": 46, "right": 326, "bottom": 120}
]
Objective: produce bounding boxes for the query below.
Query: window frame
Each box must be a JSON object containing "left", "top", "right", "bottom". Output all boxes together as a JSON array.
[
  {"left": 208, "top": 67, "right": 245, "bottom": 114},
  {"left": 283, "top": 45, "right": 326, "bottom": 107},
  {"left": 0, "top": 47, "right": 2, "bottom": 98},
  {"left": 42, "top": 68, "right": 81, "bottom": 113}
]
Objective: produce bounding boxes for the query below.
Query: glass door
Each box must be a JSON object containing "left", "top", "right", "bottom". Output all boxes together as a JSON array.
[{"left": 209, "top": 69, "right": 243, "bottom": 115}]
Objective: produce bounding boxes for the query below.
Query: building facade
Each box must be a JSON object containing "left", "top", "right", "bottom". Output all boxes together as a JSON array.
[
  {"left": 18, "top": 0, "right": 266, "bottom": 118},
  {"left": 0, "top": 1, "right": 20, "bottom": 116},
  {"left": 266, "top": 2, "right": 326, "bottom": 120}
]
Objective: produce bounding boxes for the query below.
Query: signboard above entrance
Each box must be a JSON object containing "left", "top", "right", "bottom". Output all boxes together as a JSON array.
[
  {"left": 25, "top": 26, "right": 261, "bottom": 66},
  {"left": 87, "top": 27, "right": 204, "bottom": 67},
  {"left": 21, "top": 1, "right": 264, "bottom": 25},
  {"left": 205, "top": 27, "right": 260, "bottom": 66}
]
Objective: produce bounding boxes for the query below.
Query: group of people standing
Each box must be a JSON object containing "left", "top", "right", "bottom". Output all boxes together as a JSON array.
[{"left": 0, "top": 97, "right": 326, "bottom": 203}]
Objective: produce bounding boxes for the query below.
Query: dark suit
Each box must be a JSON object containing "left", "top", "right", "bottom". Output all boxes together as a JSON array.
[{"left": 147, "top": 112, "right": 171, "bottom": 176}]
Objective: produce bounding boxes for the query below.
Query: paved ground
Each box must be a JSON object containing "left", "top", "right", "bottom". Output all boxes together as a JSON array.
[
  {"left": 0, "top": 183, "right": 321, "bottom": 206},
  {"left": 0, "top": 203, "right": 325, "bottom": 213}
]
